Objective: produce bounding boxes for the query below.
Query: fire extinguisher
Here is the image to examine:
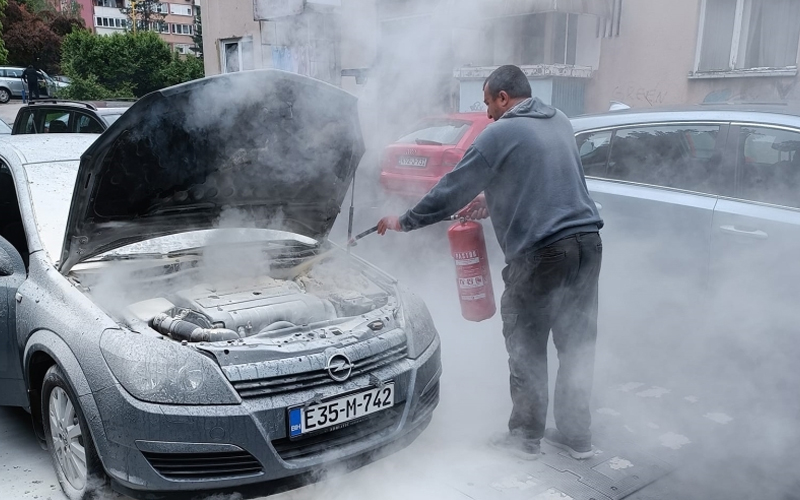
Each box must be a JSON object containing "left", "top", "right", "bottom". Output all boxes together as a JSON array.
[{"left": 447, "top": 219, "right": 496, "bottom": 322}]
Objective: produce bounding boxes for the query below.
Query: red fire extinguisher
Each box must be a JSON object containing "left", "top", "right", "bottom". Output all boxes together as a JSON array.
[{"left": 447, "top": 219, "right": 496, "bottom": 322}]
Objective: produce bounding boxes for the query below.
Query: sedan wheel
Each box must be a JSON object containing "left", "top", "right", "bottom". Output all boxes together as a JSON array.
[
  {"left": 49, "top": 386, "right": 87, "bottom": 490},
  {"left": 41, "top": 365, "right": 110, "bottom": 500},
  {"left": 0, "top": 88, "right": 10, "bottom": 104}
]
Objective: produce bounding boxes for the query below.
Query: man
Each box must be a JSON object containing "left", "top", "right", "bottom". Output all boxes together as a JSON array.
[
  {"left": 23, "top": 65, "right": 40, "bottom": 100},
  {"left": 377, "top": 65, "right": 603, "bottom": 460}
]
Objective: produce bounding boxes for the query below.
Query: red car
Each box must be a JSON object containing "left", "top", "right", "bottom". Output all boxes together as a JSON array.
[{"left": 379, "top": 112, "right": 492, "bottom": 197}]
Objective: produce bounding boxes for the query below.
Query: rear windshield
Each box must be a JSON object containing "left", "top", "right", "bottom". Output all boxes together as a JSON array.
[
  {"left": 396, "top": 119, "right": 471, "bottom": 145},
  {"left": 101, "top": 113, "right": 123, "bottom": 126}
]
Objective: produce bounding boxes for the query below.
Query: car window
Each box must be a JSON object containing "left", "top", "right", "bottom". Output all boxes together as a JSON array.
[
  {"left": 606, "top": 124, "right": 724, "bottom": 194},
  {"left": 45, "top": 111, "right": 71, "bottom": 133},
  {"left": 16, "top": 109, "right": 37, "bottom": 134},
  {"left": 738, "top": 126, "right": 800, "bottom": 209},
  {"left": 576, "top": 130, "right": 612, "bottom": 177},
  {"left": 5, "top": 69, "right": 22, "bottom": 78},
  {"left": 101, "top": 113, "right": 122, "bottom": 126},
  {"left": 396, "top": 119, "right": 471, "bottom": 145},
  {"left": 76, "top": 113, "right": 105, "bottom": 134}
]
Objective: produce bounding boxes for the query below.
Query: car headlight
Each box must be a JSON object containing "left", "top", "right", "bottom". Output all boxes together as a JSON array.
[
  {"left": 398, "top": 287, "right": 439, "bottom": 359},
  {"left": 99, "top": 329, "right": 241, "bottom": 405}
]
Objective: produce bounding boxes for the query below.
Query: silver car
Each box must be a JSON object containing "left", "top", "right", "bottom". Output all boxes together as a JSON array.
[
  {"left": 573, "top": 105, "right": 800, "bottom": 330},
  {"left": 0, "top": 66, "right": 64, "bottom": 103},
  {"left": 0, "top": 70, "right": 441, "bottom": 499}
]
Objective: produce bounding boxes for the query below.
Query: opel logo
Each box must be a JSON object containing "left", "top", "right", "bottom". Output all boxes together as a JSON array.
[{"left": 326, "top": 353, "right": 353, "bottom": 382}]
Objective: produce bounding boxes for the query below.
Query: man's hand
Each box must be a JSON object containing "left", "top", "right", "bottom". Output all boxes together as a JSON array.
[
  {"left": 457, "top": 193, "right": 489, "bottom": 220},
  {"left": 377, "top": 216, "right": 402, "bottom": 235}
]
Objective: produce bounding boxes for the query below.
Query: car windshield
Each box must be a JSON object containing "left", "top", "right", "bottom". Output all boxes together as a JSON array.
[
  {"left": 0, "top": 120, "right": 11, "bottom": 134},
  {"left": 396, "top": 119, "right": 471, "bottom": 145}
]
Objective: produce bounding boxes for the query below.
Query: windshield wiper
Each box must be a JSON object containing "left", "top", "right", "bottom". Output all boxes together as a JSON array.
[{"left": 415, "top": 139, "right": 443, "bottom": 146}]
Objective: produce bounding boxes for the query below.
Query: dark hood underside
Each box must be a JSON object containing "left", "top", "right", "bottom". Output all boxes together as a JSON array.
[{"left": 59, "top": 70, "right": 365, "bottom": 273}]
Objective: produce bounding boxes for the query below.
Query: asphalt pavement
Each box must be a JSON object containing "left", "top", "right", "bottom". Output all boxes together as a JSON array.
[{"left": 0, "top": 100, "right": 24, "bottom": 126}]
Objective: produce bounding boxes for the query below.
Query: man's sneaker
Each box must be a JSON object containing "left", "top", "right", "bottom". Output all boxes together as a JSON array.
[
  {"left": 543, "top": 428, "right": 594, "bottom": 459},
  {"left": 489, "top": 431, "right": 541, "bottom": 460}
]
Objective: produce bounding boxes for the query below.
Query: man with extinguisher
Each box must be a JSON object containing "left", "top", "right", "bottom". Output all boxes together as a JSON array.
[{"left": 377, "top": 64, "right": 603, "bottom": 461}]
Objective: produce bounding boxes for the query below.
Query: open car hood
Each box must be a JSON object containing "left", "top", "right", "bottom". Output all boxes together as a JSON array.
[{"left": 59, "top": 70, "right": 365, "bottom": 273}]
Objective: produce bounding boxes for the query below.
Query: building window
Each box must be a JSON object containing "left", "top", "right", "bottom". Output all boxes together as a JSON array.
[
  {"left": 696, "top": 0, "right": 800, "bottom": 72},
  {"left": 95, "top": 16, "right": 101, "bottom": 26},
  {"left": 94, "top": 0, "right": 118, "bottom": 6},
  {"left": 172, "top": 24, "right": 193, "bottom": 35},
  {"left": 222, "top": 41, "right": 242, "bottom": 73},
  {"left": 170, "top": 4, "right": 192, "bottom": 16}
]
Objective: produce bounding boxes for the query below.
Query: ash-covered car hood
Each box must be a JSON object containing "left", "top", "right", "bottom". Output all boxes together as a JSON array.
[{"left": 58, "top": 70, "right": 365, "bottom": 273}]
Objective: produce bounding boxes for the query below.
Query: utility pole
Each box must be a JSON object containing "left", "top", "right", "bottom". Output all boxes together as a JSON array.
[{"left": 131, "top": 0, "right": 137, "bottom": 34}]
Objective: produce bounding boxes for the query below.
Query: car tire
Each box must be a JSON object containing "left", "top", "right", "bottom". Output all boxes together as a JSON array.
[
  {"left": 41, "top": 365, "right": 111, "bottom": 500},
  {"left": 0, "top": 88, "right": 10, "bottom": 104}
]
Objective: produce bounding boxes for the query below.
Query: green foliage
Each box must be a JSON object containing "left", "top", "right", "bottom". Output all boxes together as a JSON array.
[
  {"left": 119, "top": 0, "right": 165, "bottom": 33},
  {"left": 3, "top": 1, "right": 84, "bottom": 73},
  {"left": 61, "top": 30, "right": 205, "bottom": 100},
  {"left": 0, "top": 0, "right": 12, "bottom": 64}
]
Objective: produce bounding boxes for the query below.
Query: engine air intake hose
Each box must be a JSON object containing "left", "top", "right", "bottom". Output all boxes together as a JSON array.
[{"left": 152, "top": 313, "right": 240, "bottom": 342}]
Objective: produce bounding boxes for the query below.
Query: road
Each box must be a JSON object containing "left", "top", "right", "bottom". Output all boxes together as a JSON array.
[
  {"left": 1, "top": 161, "right": 799, "bottom": 500},
  {"left": 0, "top": 100, "right": 24, "bottom": 126}
]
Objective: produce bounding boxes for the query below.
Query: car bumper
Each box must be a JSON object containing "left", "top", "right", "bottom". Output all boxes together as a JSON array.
[
  {"left": 90, "top": 337, "right": 442, "bottom": 498},
  {"left": 379, "top": 171, "right": 441, "bottom": 197}
]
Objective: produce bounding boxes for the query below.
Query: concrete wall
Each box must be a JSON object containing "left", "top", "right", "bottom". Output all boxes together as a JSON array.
[
  {"left": 199, "top": 0, "right": 262, "bottom": 75},
  {"left": 584, "top": 0, "right": 701, "bottom": 112},
  {"left": 584, "top": 0, "right": 800, "bottom": 112}
]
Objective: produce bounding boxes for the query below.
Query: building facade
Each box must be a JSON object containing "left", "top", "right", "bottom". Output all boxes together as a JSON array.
[
  {"left": 585, "top": 0, "right": 800, "bottom": 113},
  {"left": 66, "top": 1, "right": 199, "bottom": 53}
]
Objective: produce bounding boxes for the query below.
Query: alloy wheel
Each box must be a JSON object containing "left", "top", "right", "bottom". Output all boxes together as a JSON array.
[{"left": 48, "top": 386, "right": 87, "bottom": 491}]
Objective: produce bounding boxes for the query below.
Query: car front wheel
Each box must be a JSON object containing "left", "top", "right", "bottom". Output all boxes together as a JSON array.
[
  {"left": 41, "top": 365, "right": 110, "bottom": 500},
  {"left": 0, "top": 88, "right": 10, "bottom": 104}
]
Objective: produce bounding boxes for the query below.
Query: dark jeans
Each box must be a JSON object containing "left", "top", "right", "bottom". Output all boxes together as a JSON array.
[
  {"left": 26, "top": 79, "right": 39, "bottom": 99},
  {"left": 501, "top": 232, "right": 602, "bottom": 447}
]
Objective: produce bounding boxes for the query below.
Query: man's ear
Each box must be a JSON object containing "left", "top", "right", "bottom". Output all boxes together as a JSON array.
[{"left": 498, "top": 90, "right": 510, "bottom": 106}]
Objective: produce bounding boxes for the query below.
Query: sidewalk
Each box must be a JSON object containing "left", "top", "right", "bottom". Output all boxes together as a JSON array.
[{"left": 0, "top": 100, "right": 24, "bottom": 126}]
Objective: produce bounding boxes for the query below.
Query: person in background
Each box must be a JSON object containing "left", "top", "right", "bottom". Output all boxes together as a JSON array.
[
  {"left": 376, "top": 64, "right": 604, "bottom": 460},
  {"left": 23, "top": 64, "right": 41, "bottom": 100}
]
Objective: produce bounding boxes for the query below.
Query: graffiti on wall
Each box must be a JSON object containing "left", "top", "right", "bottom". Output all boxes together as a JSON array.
[
  {"left": 703, "top": 80, "right": 800, "bottom": 103},
  {"left": 611, "top": 84, "right": 668, "bottom": 107}
]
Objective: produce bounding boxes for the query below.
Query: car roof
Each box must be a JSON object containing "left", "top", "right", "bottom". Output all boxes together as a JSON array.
[
  {"left": 571, "top": 103, "right": 800, "bottom": 131},
  {"left": 0, "top": 134, "right": 95, "bottom": 165}
]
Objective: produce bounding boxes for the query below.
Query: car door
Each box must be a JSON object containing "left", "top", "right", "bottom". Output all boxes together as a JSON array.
[
  {"left": 710, "top": 122, "right": 800, "bottom": 330},
  {"left": 576, "top": 122, "right": 730, "bottom": 335},
  {"left": 5, "top": 68, "right": 24, "bottom": 96}
]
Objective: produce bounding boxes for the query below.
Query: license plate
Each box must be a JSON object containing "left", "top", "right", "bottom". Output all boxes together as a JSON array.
[
  {"left": 289, "top": 383, "right": 395, "bottom": 438},
  {"left": 398, "top": 156, "right": 428, "bottom": 167}
]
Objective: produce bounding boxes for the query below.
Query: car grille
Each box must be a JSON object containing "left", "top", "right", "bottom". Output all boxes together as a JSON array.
[
  {"left": 232, "top": 344, "right": 408, "bottom": 399},
  {"left": 412, "top": 382, "right": 440, "bottom": 422},
  {"left": 271, "top": 404, "right": 405, "bottom": 461},
  {"left": 141, "top": 450, "right": 263, "bottom": 480}
]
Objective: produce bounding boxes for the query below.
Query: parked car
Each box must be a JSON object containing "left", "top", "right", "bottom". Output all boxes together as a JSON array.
[
  {"left": 12, "top": 100, "right": 133, "bottom": 134},
  {"left": 572, "top": 104, "right": 800, "bottom": 332},
  {"left": 0, "top": 66, "right": 64, "bottom": 103},
  {"left": 0, "top": 70, "right": 441, "bottom": 499},
  {"left": 379, "top": 112, "right": 492, "bottom": 197}
]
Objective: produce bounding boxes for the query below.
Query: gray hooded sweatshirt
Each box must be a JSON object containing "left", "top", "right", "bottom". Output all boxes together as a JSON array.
[{"left": 399, "top": 98, "right": 603, "bottom": 263}]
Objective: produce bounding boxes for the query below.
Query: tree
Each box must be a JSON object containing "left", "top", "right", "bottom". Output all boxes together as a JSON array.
[
  {"left": 119, "top": 0, "right": 166, "bottom": 33},
  {"left": 61, "top": 29, "right": 204, "bottom": 100},
  {"left": 0, "top": 0, "right": 9, "bottom": 64},
  {"left": 3, "top": 0, "right": 84, "bottom": 73},
  {"left": 190, "top": 3, "right": 202, "bottom": 58}
]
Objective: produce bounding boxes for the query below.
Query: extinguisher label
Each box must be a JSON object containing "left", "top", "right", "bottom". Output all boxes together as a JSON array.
[
  {"left": 462, "top": 293, "right": 487, "bottom": 301},
  {"left": 455, "top": 257, "right": 481, "bottom": 266},
  {"left": 458, "top": 276, "right": 485, "bottom": 289}
]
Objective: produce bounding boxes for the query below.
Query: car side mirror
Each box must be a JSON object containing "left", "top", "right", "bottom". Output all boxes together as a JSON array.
[{"left": 0, "top": 237, "right": 24, "bottom": 277}]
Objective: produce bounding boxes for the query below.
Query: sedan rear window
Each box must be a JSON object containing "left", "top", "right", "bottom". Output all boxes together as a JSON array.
[{"left": 396, "top": 119, "right": 471, "bottom": 146}]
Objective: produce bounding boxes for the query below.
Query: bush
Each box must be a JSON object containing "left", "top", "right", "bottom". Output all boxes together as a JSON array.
[{"left": 61, "top": 30, "right": 204, "bottom": 100}]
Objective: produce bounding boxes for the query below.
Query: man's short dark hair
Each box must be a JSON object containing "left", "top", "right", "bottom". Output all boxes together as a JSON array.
[{"left": 483, "top": 65, "right": 532, "bottom": 100}]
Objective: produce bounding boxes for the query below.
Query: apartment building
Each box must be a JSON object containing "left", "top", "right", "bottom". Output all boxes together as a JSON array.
[{"left": 89, "top": 0, "right": 199, "bottom": 54}]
